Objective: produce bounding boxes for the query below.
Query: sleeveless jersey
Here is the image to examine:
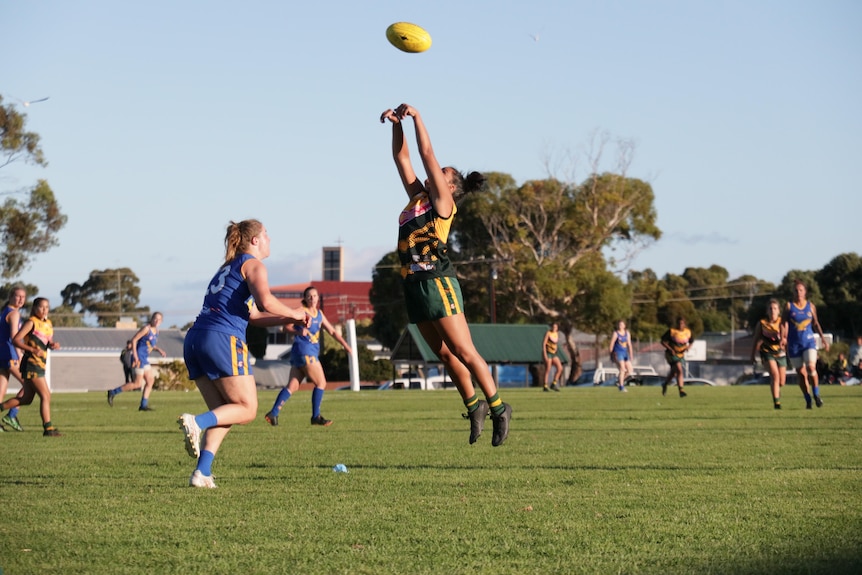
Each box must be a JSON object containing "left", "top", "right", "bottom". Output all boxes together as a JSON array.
[
  {"left": 291, "top": 308, "right": 323, "bottom": 359},
  {"left": 612, "top": 330, "right": 629, "bottom": 356},
  {"left": 544, "top": 332, "right": 558, "bottom": 355},
  {"left": 136, "top": 326, "right": 159, "bottom": 366},
  {"left": 663, "top": 328, "right": 691, "bottom": 358},
  {"left": 0, "top": 305, "right": 20, "bottom": 364},
  {"left": 759, "top": 317, "right": 783, "bottom": 355},
  {"left": 191, "top": 254, "right": 255, "bottom": 339},
  {"left": 22, "top": 316, "right": 53, "bottom": 371},
  {"left": 786, "top": 301, "right": 816, "bottom": 355},
  {"left": 397, "top": 192, "right": 456, "bottom": 281}
]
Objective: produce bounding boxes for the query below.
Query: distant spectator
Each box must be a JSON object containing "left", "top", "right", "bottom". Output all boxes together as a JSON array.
[
  {"left": 830, "top": 353, "right": 849, "bottom": 384},
  {"left": 120, "top": 340, "right": 135, "bottom": 384},
  {"left": 849, "top": 335, "right": 862, "bottom": 379}
]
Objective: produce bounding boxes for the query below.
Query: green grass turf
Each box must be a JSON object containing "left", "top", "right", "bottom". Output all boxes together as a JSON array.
[{"left": 0, "top": 385, "right": 860, "bottom": 574}]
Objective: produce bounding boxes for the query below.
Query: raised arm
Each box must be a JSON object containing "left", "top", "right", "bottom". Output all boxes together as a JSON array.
[
  {"left": 380, "top": 107, "right": 423, "bottom": 199},
  {"left": 395, "top": 104, "right": 455, "bottom": 217}
]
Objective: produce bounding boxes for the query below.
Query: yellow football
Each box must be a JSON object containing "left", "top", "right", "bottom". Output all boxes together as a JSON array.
[{"left": 386, "top": 22, "right": 432, "bottom": 53}]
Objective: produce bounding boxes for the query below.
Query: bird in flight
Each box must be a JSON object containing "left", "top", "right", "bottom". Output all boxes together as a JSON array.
[{"left": 17, "top": 96, "right": 50, "bottom": 107}]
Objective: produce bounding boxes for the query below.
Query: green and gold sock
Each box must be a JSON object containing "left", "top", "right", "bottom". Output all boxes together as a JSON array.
[
  {"left": 487, "top": 393, "right": 505, "bottom": 416},
  {"left": 464, "top": 394, "right": 480, "bottom": 413}
]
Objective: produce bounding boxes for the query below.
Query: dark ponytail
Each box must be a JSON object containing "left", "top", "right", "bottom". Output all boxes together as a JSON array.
[{"left": 449, "top": 168, "right": 486, "bottom": 203}]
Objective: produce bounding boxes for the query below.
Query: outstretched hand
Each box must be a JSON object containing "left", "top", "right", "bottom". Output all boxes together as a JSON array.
[
  {"left": 380, "top": 104, "right": 418, "bottom": 124},
  {"left": 395, "top": 103, "right": 417, "bottom": 119},
  {"left": 379, "top": 109, "right": 399, "bottom": 124}
]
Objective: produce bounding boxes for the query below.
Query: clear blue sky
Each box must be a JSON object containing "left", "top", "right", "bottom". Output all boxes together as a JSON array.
[{"left": 3, "top": 0, "right": 860, "bottom": 328}]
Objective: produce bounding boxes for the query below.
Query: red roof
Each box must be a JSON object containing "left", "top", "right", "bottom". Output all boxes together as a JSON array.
[{"left": 271, "top": 281, "right": 374, "bottom": 324}]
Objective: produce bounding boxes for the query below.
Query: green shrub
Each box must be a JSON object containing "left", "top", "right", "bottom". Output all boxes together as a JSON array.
[{"left": 153, "top": 359, "right": 195, "bottom": 391}]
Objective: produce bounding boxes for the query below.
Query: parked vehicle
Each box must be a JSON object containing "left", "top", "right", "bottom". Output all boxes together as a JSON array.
[
  {"left": 734, "top": 369, "right": 797, "bottom": 386},
  {"left": 378, "top": 378, "right": 425, "bottom": 390},
  {"left": 569, "top": 364, "right": 658, "bottom": 387},
  {"left": 629, "top": 375, "right": 717, "bottom": 387}
]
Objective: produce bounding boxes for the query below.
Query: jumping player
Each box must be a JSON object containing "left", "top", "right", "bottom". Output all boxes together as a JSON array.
[{"left": 380, "top": 103, "right": 511, "bottom": 446}]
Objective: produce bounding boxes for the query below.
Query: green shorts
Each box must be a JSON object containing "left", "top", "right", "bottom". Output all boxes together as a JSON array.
[
  {"left": 665, "top": 352, "right": 686, "bottom": 367},
  {"left": 760, "top": 351, "right": 788, "bottom": 368},
  {"left": 403, "top": 277, "right": 464, "bottom": 323},
  {"left": 22, "top": 361, "right": 46, "bottom": 380}
]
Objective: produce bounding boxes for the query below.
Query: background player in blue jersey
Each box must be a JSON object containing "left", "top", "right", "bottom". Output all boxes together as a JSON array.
[
  {"left": 106, "top": 312, "right": 166, "bottom": 411},
  {"left": 609, "top": 320, "right": 634, "bottom": 393},
  {"left": 265, "top": 286, "right": 352, "bottom": 427},
  {"left": 783, "top": 279, "right": 829, "bottom": 409},
  {"left": 177, "top": 219, "right": 309, "bottom": 488},
  {"left": 0, "top": 286, "right": 27, "bottom": 431}
]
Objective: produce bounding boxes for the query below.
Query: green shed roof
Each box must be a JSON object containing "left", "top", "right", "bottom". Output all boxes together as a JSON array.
[{"left": 390, "top": 324, "right": 568, "bottom": 364}]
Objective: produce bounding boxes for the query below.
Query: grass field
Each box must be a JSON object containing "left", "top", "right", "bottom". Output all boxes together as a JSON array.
[{"left": 1, "top": 385, "right": 860, "bottom": 575}]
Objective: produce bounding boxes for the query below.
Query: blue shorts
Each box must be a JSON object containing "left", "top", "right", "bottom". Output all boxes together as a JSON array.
[
  {"left": 184, "top": 328, "right": 252, "bottom": 380},
  {"left": 613, "top": 351, "right": 629, "bottom": 362},
  {"left": 290, "top": 349, "right": 318, "bottom": 368},
  {"left": 0, "top": 357, "right": 19, "bottom": 371},
  {"left": 0, "top": 342, "right": 18, "bottom": 368}
]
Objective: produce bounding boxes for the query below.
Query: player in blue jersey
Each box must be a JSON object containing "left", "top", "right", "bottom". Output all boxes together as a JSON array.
[
  {"left": 177, "top": 219, "right": 310, "bottom": 488},
  {"left": 106, "top": 312, "right": 166, "bottom": 410},
  {"left": 381, "top": 103, "right": 511, "bottom": 447},
  {"left": 783, "top": 279, "right": 829, "bottom": 409},
  {"left": 609, "top": 320, "right": 634, "bottom": 392},
  {"left": 0, "top": 286, "right": 27, "bottom": 431},
  {"left": 265, "top": 286, "right": 352, "bottom": 427}
]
